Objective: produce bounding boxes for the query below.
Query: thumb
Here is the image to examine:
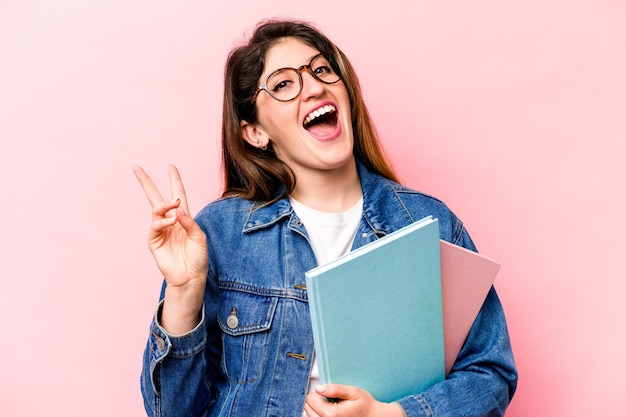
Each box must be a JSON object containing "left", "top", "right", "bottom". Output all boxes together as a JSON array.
[{"left": 315, "top": 384, "right": 357, "bottom": 401}]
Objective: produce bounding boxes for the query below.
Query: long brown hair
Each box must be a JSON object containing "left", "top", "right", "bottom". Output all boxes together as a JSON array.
[{"left": 221, "top": 19, "right": 398, "bottom": 202}]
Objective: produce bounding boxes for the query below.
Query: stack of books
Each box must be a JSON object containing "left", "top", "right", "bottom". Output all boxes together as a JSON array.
[{"left": 305, "top": 216, "right": 500, "bottom": 402}]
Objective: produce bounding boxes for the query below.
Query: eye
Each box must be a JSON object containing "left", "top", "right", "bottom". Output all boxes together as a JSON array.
[
  {"left": 313, "top": 65, "right": 332, "bottom": 76},
  {"left": 271, "top": 79, "right": 293, "bottom": 92},
  {"left": 310, "top": 56, "right": 336, "bottom": 80},
  {"left": 267, "top": 69, "right": 299, "bottom": 94}
]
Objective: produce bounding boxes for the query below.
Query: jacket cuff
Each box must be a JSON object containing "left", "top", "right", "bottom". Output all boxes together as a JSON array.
[
  {"left": 149, "top": 301, "right": 207, "bottom": 362},
  {"left": 395, "top": 395, "right": 433, "bottom": 417}
]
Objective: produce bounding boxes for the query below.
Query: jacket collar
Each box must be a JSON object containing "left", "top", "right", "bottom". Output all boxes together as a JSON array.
[
  {"left": 357, "top": 161, "right": 416, "bottom": 237},
  {"left": 242, "top": 160, "right": 416, "bottom": 235}
]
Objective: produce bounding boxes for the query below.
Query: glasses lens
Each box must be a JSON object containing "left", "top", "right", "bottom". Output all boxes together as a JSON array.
[
  {"left": 262, "top": 55, "right": 342, "bottom": 102},
  {"left": 310, "top": 55, "right": 341, "bottom": 84},
  {"left": 266, "top": 69, "right": 301, "bottom": 101}
]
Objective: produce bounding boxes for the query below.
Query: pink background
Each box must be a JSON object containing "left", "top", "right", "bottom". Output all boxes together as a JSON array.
[{"left": 1, "top": 1, "right": 624, "bottom": 416}]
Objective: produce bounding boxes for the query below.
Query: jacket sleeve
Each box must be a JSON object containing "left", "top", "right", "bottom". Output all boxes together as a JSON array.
[
  {"left": 140, "top": 278, "right": 222, "bottom": 417},
  {"left": 395, "top": 227, "right": 518, "bottom": 417}
]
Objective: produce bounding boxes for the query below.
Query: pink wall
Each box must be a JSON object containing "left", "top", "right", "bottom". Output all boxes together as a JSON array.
[{"left": 1, "top": 1, "right": 624, "bottom": 416}]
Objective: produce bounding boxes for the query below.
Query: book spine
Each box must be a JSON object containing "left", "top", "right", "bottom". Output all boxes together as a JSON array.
[{"left": 306, "top": 275, "right": 329, "bottom": 384}]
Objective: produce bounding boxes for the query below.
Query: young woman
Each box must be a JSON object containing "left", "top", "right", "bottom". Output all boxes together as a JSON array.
[{"left": 134, "top": 19, "right": 517, "bottom": 417}]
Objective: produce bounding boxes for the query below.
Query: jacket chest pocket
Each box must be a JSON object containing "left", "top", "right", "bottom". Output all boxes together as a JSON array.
[{"left": 218, "top": 288, "right": 279, "bottom": 384}]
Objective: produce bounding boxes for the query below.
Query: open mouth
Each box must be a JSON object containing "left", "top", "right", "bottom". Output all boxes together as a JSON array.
[{"left": 303, "top": 104, "right": 338, "bottom": 137}]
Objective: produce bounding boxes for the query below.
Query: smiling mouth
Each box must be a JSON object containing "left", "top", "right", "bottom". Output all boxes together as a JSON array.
[{"left": 303, "top": 104, "right": 338, "bottom": 137}]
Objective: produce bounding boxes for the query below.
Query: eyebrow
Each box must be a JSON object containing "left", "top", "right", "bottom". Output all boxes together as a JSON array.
[{"left": 263, "top": 53, "right": 321, "bottom": 77}]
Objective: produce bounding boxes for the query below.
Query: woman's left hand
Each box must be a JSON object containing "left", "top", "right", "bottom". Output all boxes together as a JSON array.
[{"left": 303, "top": 384, "right": 405, "bottom": 417}]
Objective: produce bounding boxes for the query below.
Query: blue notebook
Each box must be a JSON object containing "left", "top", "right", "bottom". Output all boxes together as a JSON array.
[{"left": 305, "top": 216, "right": 445, "bottom": 403}]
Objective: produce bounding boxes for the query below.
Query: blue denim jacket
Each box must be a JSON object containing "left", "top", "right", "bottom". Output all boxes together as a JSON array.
[{"left": 140, "top": 162, "right": 517, "bottom": 417}]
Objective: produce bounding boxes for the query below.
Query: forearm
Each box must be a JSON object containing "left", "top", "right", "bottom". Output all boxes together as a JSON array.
[{"left": 161, "top": 283, "right": 205, "bottom": 335}]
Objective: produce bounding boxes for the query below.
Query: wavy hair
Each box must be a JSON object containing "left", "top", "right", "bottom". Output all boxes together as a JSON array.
[{"left": 221, "top": 19, "right": 398, "bottom": 202}]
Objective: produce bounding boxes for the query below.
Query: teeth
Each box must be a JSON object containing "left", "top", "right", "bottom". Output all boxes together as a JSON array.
[{"left": 304, "top": 104, "right": 336, "bottom": 126}]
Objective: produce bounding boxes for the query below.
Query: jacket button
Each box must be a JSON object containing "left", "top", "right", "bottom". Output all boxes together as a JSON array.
[
  {"left": 155, "top": 336, "right": 165, "bottom": 351},
  {"left": 227, "top": 307, "right": 239, "bottom": 329}
]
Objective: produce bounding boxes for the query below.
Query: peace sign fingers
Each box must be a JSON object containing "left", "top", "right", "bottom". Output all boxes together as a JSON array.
[{"left": 132, "top": 164, "right": 209, "bottom": 335}]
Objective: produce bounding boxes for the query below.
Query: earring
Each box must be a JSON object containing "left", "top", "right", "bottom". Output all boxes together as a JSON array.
[{"left": 256, "top": 137, "right": 268, "bottom": 151}]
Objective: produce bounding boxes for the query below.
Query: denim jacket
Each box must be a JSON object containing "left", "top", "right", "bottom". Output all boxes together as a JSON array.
[{"left": 140, "top": 162, "right": 517, "bottom": 417}]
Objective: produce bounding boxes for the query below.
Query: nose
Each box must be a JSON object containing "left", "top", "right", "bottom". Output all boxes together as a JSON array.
[{"left": 299, "top": 67, "right": 325, "bottom": 100}]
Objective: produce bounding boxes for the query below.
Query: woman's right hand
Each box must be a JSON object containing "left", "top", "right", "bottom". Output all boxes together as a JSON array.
[{"left": 133, "top": 165, "right": 209, "bottom": 335}]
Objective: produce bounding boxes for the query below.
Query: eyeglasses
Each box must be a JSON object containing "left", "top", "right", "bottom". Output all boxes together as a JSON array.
[{"left": 252, "top": 53, "right": 342, "bottom": 103}]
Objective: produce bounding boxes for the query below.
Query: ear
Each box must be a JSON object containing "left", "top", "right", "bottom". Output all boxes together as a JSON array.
[{"left": 240, "top": 120, "right": 268, "bottom": 149}]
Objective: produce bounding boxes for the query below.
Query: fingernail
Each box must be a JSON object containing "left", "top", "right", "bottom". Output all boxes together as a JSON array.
[{"left": 315, "top": 385, "right": 326, "bottom": 394}]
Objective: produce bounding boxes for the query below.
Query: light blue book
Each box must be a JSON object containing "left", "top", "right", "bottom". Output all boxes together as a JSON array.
[{"left": 305, "top": 216, "right": 445, "bottom": 403}]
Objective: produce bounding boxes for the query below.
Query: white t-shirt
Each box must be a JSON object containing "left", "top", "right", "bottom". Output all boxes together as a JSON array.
[{"left": 289, "top": 196, "right": 363, "bottom": 397}]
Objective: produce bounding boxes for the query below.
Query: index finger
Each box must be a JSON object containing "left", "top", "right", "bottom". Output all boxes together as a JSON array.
[{"left": 132, "top": 165, "right": 165, "bottom": 208}]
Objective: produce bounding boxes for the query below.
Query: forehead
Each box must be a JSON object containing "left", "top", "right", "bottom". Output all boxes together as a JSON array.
[{"left": 262, "top": 38, "right": 320, "bottom": 77}]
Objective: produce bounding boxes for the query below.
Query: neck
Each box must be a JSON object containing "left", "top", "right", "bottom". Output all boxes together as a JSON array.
[{"left": 289, "top": 158, "right": 362, "bottom": 212}]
